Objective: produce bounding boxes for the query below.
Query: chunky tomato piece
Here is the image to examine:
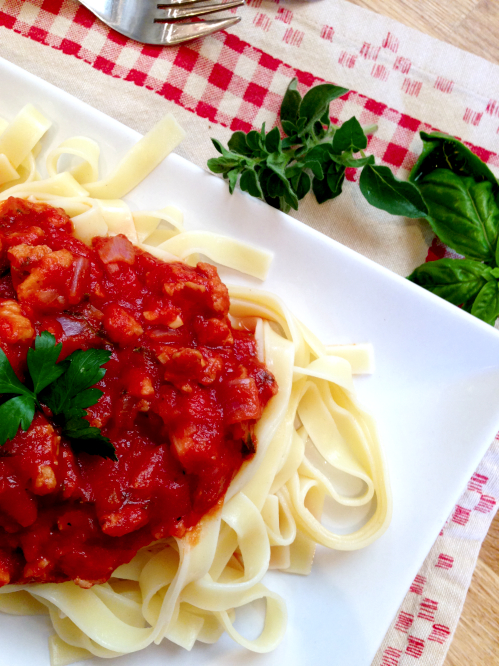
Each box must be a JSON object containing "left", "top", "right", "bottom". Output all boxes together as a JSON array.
[{"left": 0, "top": 198, "right": 278, "bottom": 588}]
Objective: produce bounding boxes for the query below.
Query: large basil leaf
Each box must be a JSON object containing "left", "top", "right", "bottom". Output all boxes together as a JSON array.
[
  {"left": 417, "top": 170, "right": 499, "bottom": 262},
  {"left": 410, "top": 131, "right": 498, "bottom": 186},
  {"left": 359, "top": 165, "right": 428, "bottom": 218},
  {"left": 471, "top": 280, "right": 499, "bottom": 325},
  {"left": 407, "top": 258, "right": 492, "bottom": 305}
]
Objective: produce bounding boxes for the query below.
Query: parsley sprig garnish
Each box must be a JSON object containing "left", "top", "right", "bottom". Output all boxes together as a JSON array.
[
  {"left": 208, "top": 78, "right": 428, "bottom": 219},
  {"left": 0, "top": 331, "right": 116, "bottom": 460}
]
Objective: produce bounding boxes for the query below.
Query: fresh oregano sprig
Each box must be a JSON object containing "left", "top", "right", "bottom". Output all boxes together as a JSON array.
[
  {"left": 0, "top": 331, "right": 116, "bottom": 460},
  {"left": 209, "top": 77, "right": 499, "bottom": 326},
  {"left": 208, "top": 78, "right": 428, "bottom": 219}
]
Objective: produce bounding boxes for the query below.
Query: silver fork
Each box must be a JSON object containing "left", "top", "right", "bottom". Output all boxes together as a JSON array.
[{"left": 78, "top": 0, "right": 244, "bottom": 45}]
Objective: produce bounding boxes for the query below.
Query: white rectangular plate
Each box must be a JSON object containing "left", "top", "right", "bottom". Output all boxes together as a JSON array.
[{"left": 1, "top": 56, "right": 499, "bottom": 666}]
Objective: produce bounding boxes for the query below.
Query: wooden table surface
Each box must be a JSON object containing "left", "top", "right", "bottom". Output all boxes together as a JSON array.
[{"left": 345, "top": 2, "right": 499, "bottom": 664}]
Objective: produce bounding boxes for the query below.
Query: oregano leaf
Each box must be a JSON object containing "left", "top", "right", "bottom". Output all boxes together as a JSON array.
[
  {"left": 240, "top": 168, "right": 264, "bottom": 198},
  {"left": 280, "top": 78, "right": 302, "bottom": 124},
  {"left": 265, "top": 126, "right": 281, "bottom": 154},
  {"left": 332, "top": 116, "right": 368, "bottom": 154},
  {"left": 299, "top": 84, "right": 349, "bottom": 131},
  {"left": 227, "top": 131, "right": 252, "bottom": 156}
]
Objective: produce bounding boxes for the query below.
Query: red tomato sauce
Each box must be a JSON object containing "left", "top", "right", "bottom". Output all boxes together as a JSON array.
[{"left": 0, "top": 197, "right": 277, "bottom": 588}]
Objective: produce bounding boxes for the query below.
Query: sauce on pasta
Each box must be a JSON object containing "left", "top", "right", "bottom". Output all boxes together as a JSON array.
[
  {"left": 0, "top": 105, "right": 391, "bottom": 664},
  {"left": 0, "top": 197, "right": 277, "bottom": 588}
]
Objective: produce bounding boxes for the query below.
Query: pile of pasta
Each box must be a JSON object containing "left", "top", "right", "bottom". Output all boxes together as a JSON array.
[{"left": 0, "top": 105, "right": 392, "bottom": 666}]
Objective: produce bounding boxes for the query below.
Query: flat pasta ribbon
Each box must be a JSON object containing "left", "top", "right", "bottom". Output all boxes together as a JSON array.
[{"left": 0, "top": 103, "right": 392, "bottom": 666}]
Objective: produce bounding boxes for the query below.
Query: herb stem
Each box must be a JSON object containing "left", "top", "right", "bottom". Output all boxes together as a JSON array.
[{"left": 363, "top": 124, "right": 378, "bottom": 136}]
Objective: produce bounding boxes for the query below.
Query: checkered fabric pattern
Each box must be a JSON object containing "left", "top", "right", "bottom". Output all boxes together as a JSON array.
[
  {"left": 1, "top": 2, "right": 499, "bottom": 666},
  {"left": 2, "top": 0, "right": 499, "bottom": 187}
]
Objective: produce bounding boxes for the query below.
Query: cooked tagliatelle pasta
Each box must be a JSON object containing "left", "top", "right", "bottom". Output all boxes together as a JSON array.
[{"left": 0, "top": 104, "right": 392, "bottom": 665}]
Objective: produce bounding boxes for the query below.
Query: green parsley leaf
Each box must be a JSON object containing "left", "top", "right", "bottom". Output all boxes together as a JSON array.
[
  {"left": 40, "top": 346, "right": 115, "bottom": 459},
  {"left": 63, "top": 417, "right": 117, "bottom": 462},
  {"left": 0, "top": 348, "right": 33, "bottom": 397},
  {"left": 63, "top": 388, "right": 105, "bottom": 419},
  {"left": 0, "top": 395, "right": 35, "bottom": 446},
  {"left": 44, "top": 348, "right": 111, "bottom": 415},
  {"left": 0, "top": 331, "right": 114, "bottom": 457},
  {"left": 27, "top": 330, "right": 66, "bottom": 393}
]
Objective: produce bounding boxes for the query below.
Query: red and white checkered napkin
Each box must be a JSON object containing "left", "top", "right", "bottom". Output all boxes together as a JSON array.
[{"left": 1, "top": 0, "right": 499, "bottom": 663}]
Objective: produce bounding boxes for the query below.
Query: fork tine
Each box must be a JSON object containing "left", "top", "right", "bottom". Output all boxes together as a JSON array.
[
  {"left": 157, "top": 0, "right": 222, "bottom": 5},
  {"left": 154, "top": 16, "right": 241, "bottom": 44},
  {"left": 155, "top": 0, "right": 244, "bottom": 21}
]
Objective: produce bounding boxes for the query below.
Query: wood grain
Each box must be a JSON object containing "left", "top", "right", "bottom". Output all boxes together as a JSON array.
[
  {"left": 347, "top": 0, "right": 499, "bottom": 65},
  {"left": 344, "top": 1, "right": 499, "bottom": 663},
  {"left": 445, "top": 545, "right": 499, "bottom": 665}
]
